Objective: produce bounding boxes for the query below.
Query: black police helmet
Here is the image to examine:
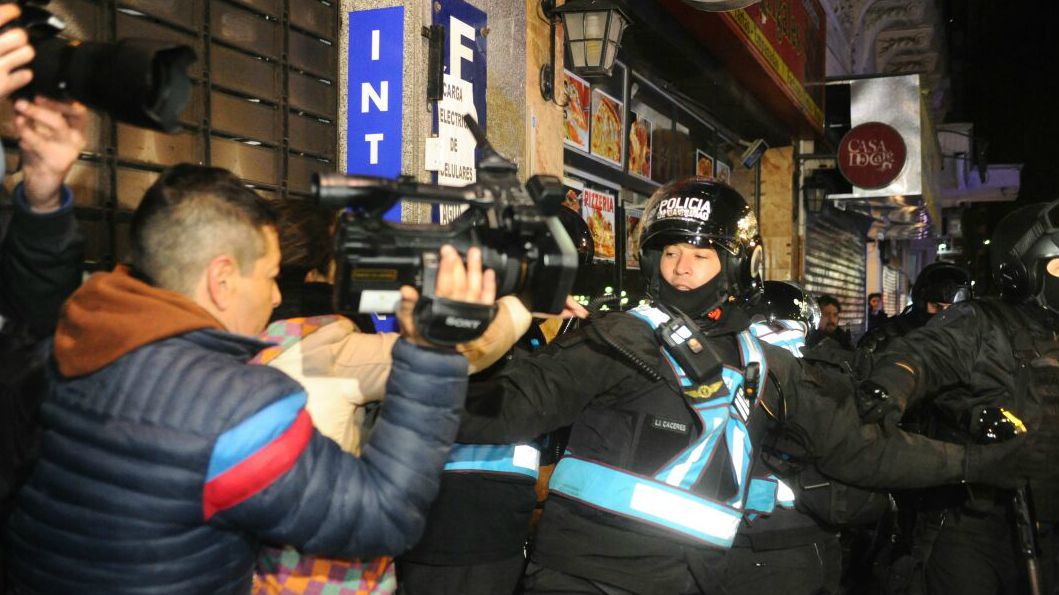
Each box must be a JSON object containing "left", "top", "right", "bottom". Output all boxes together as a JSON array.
[
  {"left": 910, "top": 261, "right": 972, "bottom": 309},
  {"left": 638, "top": 177, "right": 764, "bottom": 304},
  {"left": 750, "top": 280, "right": 821, "bottom": 329},
  {"left": 556, "top": 206, "right": 595, "bottom": 269},
  {"left": 990, "top": 199, "right": 1059, "bottom": 312}
]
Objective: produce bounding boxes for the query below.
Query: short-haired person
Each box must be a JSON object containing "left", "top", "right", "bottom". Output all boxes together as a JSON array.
[
  {"left": 867, "top": 292, "right": 888, "bottom": 331},
  {"left": 454, "top": 178, "right": 1050, "bottom": 594},
  {"left": 807, "top": 293, "right": 854, "bottom": 350},
  {"left": 3, "top": 164, "right": 497, "bottom": 594}
]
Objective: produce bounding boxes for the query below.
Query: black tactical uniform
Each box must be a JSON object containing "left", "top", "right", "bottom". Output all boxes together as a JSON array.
[
  {"left": 861, "top": 200, "right": 1059, "bottom": 595},
  {"left": 456, "top": 179, "right": 1014, "bottom": 595},
  {"left": 854, "top": 262, "right": 973, "bottom": 593}
]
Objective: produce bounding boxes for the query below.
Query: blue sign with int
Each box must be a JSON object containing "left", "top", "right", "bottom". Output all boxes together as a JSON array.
[{"left": 347, "top": 6, "right": 404, "bottom": 220}]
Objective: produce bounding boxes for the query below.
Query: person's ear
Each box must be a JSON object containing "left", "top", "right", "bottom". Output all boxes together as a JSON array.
[{"left": 205, "top": 254, "right": 239, "bottom": 311}]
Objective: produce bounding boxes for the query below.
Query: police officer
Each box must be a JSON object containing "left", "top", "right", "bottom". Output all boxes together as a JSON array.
[
  {"left": 858, "top": 199, "right": 1059, "bottom": 595},
  {"left": 457, "top": 178, "right": 1050, "bottom": 595},
  {"left": 724, "top": 281, "right": 895, "bottom": 595},
  {"left": 858, "top": 261, "right": 973, "bottom": 354}
]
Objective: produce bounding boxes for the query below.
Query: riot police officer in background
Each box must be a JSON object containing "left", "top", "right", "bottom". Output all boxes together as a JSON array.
[
  {"left": 858, "top": 199, "right": 1059, "bottom": 595},
  {"left": 858, "top": 261, "right": 973, "bottom": 354},
  {"left": 853, "top": 261, "right": 973, "bottom": 593},
  {"left": 455, "top": 178, "right": 1046, "bottom": 594}
]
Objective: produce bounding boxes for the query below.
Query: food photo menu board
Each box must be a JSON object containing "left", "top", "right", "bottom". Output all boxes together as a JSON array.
[
  {"left": 625, "top": 207, "right": 642, "bottom": 269},
  {"left": 581, "top": 187, "right": 616, "bottom": 262},
  {"left": 695, "top": 149, "right": 714, "bottom": 178},
  {"left": 591, "top": 89, "right": 624, "bottom": 167},
  {"left": 628, "top": 110, "right": 652, "bottom": 180},
  {"left": 715, "top": 161, "right": 731, "bottom": 184},
  {"left": 562, "top": 70, "right": 590, "bottom": 152}
]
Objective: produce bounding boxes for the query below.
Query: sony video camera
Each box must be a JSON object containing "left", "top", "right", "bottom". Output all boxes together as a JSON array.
[
  {"left": 3, "top": 0, "right": 196, "bottom": 132},
  {"left": 313, "top": 114, "right": 579, "bottom": 345}
]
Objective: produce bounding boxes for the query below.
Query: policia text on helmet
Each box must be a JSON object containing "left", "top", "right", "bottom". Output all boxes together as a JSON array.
[{"left": 637, "top": 177, "right": 764, "bottom": 318}]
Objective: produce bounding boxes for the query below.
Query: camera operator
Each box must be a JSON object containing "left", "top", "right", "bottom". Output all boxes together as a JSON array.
[
  {"left": 251, "top": 199, "right": 558, "bottom": 593},
  {"left": 3, "top": 163, "right": 498, "bottom": 594},
  {"left": 0, "top": 5, "right": 87, "bottom": 586}
]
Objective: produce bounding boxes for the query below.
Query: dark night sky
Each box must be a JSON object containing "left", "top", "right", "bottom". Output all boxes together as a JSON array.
[
  {"left": 947, "top": 0, "right": 1059, "bottom": 203},
  {"left": 943, "top": 0, "right": 1059, "bottom": 285}
]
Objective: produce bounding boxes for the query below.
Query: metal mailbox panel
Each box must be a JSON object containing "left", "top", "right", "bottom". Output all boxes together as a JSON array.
[
  {"left": 211, "top": 1, "right": 280, "bottom": 59},
  {"left": 211, "top": 136, "right": 279, "bottom": 185},
  {"left": 211, "top": 91, "right": 280, "bottom": 141},
  {"left": 118, "top": 124, "right": 202, "bottom": 164}
]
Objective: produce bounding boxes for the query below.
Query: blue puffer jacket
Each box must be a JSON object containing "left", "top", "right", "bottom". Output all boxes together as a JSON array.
[{"left": 4, "top": 269, "right": 468, "bottom": 594}]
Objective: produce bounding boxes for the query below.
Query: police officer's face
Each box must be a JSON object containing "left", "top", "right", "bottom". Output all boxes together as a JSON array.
[
  {"left": 659, "top": 243, "right": 721, "bottom": 291},
  {"left": 926, "top": 302, "right": 951, "bottom": 315}
]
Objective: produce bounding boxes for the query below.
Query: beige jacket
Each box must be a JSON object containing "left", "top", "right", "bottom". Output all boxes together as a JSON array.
[{"left": 254, "top": 296, "right": 532, "bottom": 453}]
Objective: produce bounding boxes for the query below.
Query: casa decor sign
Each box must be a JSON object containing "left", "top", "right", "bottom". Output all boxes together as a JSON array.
[
  {"left": 838, "top": 122, "right": 908, "bottom": 190},
  {"left": 682, "top": 0, "right": 762, "bottom": 9}
]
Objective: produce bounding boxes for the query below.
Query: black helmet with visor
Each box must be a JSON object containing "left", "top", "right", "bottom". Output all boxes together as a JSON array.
[
  {"left": 990, "top": 199, "right": 1059, "bottom": 313},
  {"left": 638, "top": 177, "right": 764, "bottom": 307}
]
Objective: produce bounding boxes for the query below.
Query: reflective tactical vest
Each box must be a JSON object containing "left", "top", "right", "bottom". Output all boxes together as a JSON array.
[{"left": 548, "top": 305, "right": 770, "bottom": 548}]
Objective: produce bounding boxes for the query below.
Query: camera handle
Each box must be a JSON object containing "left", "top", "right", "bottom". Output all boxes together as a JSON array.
[{"left": 413, "top": 251, "right": 498, "bottom": 346}]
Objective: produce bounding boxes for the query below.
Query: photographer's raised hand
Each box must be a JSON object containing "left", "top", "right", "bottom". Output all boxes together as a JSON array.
[
  {"left": 397, "top": 245, "right": 497, "bottom": 348},
  {"left": 0, "top": 4, "right": 33, "bottom": 99},
  {"left": 14, "top": 97, "right": 88, "bottom": 213}
]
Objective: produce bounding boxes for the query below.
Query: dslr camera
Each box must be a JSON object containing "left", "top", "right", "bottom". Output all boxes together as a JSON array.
[
  {"left": 313, "top": 114, "right": 578, "bottom": 345},
  {"left": 3, "top": 0, "right": 196, "bottom": 132}
]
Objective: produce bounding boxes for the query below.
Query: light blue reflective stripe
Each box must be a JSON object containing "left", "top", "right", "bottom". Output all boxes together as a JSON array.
[
  {"left": 750, "top": 321, "right": 806, "bottom": 357},
  {"left": 724, "top": 416, "right": 752, "bottom": 507},
  {"left": 657, "top": 404, "right": 727, "bottom": 489},
  {"left": 631, "top": 307, "right": 696, "bottom": 387},
  {"left": 772, "top": 474, "right": 797, "bottom": 508},
  {"left": 550, "top": 456, "right": 743, "bottom": 548},
  {"left": 444, "top": 443, "right": 540, "bottom": 479},
  {"left": 745, "top": 477, "right": 778, "bottom": 515}
]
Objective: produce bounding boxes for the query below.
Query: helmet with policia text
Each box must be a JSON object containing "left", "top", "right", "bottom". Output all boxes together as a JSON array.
[
  {"left": 638, "top": 177, "right": 764, "bottom": 304},
  {"left": 991, "top": 199, "right": 1059, "bottom": 313},
  {"left": 910, "top": 261, "right": 972, "bottom": 310}
]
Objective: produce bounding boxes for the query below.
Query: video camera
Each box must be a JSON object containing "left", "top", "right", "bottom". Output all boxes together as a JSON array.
[
  {"left": 3, "top": 0, "right": 196, "bottom": 133},
  {"left": 313, "top": 114, "right": 579, "bottom": 345}
]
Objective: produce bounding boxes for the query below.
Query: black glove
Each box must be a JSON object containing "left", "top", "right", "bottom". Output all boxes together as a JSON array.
[
  {"left": 965, "top": 431, "right": 1059, "bottom": 489},
  {"left": 855, "top": 380, "right": 902, "bottom": 424}
]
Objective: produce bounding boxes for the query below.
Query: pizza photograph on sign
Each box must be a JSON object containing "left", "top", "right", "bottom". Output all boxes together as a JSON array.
[
  {"left": 626, "top": 208, "right": 643, "bottom": 269},
  {"left": 591, "top": 89, "right": 624, "bottom": 167},
  {"left": 695, "top": 149, "right": 715, "bottom": 178},
  {"left": 563, "top": 70, "right": 591, "bottom": 152},
  {"left": 581, "top": 187, "right": 616, "bottom": 262},
  {"left": 715, "top": 161, "right": 731, "bottom": 184},
  {"left": 628, "top": 110, "right": 652, "bottom": 180},
  {"left": 838, "top": 121, "right": 908, "bottom": 189}
]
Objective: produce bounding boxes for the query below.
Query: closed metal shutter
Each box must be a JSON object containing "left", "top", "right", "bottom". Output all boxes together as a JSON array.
[
  {"left": 0, "top": 0, "right": 340, "bottom": 271},
  {"left": 882, "top": 265, "right": 902, "bottom": 316},
  {"left": 803, "top": 212, "right": 867, "bottom": 335}
]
